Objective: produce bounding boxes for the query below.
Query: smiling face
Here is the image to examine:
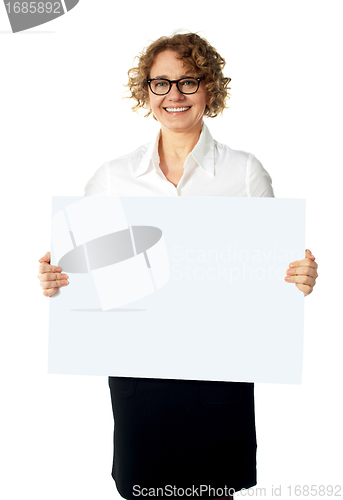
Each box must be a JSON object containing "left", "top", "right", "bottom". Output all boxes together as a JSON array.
[{"left": 148, "top": 50, "right": 209, "bottom": 136}]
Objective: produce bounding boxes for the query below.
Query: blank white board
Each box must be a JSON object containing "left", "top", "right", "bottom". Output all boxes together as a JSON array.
[{"left": 49, "top": 196, "right": 305, "bottom": 384}]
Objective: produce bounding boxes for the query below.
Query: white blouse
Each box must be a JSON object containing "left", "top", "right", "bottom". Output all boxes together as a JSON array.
[{"left": 84, "top": 122, "right": 274, "bottom": 198}]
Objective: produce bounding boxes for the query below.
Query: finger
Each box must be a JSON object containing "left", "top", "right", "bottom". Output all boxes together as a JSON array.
[
  {"left": 295, "top": 283, "right": 313, "bottom": 296},
  {"left": 38, "top": 262, "right": 63, "bottom": 274},
  {"left": 286, "top": 266, "right": 318, "bottom": 279},
  {"left": 289, "top": 258, "right": 318, "bottom": 270},
  {"left": 38, "top": 251, "right": 51, "bottom": 263},
  {"left": 42, "top": 287, "right": 59, "bottom": 297},
  {"left": 39, "top": 273, "right": 68, "bottom": 282},
  {"left": 40, "top": 279, "right": 69, "bottom": 289},
  {"left": 284, "top": 275, "right": 316, "bottom": 287}
]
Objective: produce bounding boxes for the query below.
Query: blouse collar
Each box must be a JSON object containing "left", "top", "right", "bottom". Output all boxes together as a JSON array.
[{"left": 134, "top": 121, "right": 215, "bottom": 178}]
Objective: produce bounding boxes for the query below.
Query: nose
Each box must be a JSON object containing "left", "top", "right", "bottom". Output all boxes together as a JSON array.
[{"left": 167, "top": 82, "right": 185, "bottom": 100}]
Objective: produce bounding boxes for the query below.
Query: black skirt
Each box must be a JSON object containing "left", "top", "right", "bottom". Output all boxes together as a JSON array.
[{"left": 108, "top": 377, "right": 257, "bottom": 499}]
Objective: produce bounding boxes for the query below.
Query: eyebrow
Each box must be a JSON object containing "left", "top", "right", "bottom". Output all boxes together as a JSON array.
[{"left": 150, "top": 74, "right": 195, "bottom": 79}]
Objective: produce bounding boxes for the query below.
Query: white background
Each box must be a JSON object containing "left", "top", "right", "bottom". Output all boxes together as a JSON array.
[{"left": 0, "top": 1, "right": 342, "bottom": 499}]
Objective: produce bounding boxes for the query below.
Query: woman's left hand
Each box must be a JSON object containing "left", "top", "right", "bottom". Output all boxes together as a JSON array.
[{"left": 285, "top": 249, "right": 318, "bottom": 297}]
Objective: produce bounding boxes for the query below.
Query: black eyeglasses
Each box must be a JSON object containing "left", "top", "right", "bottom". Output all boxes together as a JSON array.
[{"left": 147, "top": 77, "right": 203, "bottom": 95}]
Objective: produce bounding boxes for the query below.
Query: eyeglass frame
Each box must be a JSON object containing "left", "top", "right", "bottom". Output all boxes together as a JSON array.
[{"left": 146, "top": 77, "right": 204, "bottom": 95}]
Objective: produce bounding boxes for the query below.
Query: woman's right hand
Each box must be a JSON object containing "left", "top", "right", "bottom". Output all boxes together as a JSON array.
[{"left": 38, "top": 251, "right": 69, "bottom": 297}]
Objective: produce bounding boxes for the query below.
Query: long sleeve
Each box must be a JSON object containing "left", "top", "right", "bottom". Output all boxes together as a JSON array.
[
  {"left": 84, "top": 162, "right": 111, "bottom": 196},
  {"left": 246, "top": 154, "right": 274, "bottom": 198}
]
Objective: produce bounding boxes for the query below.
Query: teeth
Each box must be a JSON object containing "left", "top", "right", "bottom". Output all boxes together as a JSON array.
[{"left": 165, "top": 107, "right": 190, "bottom": 112}]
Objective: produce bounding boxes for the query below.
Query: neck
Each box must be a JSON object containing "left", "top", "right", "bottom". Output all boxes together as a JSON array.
[{"left": 158, "top": 123, "right": 203, "bottom": 163}]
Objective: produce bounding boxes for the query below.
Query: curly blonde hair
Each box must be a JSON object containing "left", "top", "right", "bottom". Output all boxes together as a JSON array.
[{"left": 126, "top": 32, "right": 231, "bottom": 119}]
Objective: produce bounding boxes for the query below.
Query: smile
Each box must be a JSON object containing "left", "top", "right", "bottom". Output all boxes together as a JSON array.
[{"left": 164, "top": 107, "right": 191, "bottom": 113}]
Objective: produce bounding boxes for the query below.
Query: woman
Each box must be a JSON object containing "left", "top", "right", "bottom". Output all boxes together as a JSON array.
[{"left": 38, "top": 33, "right": 318, "bottom": 499}]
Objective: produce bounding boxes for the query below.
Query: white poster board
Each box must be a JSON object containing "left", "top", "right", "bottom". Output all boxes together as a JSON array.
[{"left": 49, "top": 196, "right": 305, "bottom": 384}]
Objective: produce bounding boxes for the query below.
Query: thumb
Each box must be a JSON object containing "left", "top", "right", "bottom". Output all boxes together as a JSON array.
[
  {"left": 305, "top": 249, "right": 315, "bottom": 260},
  {"left": 38, "top": 251, "right": 51, "bottom": 263}
]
